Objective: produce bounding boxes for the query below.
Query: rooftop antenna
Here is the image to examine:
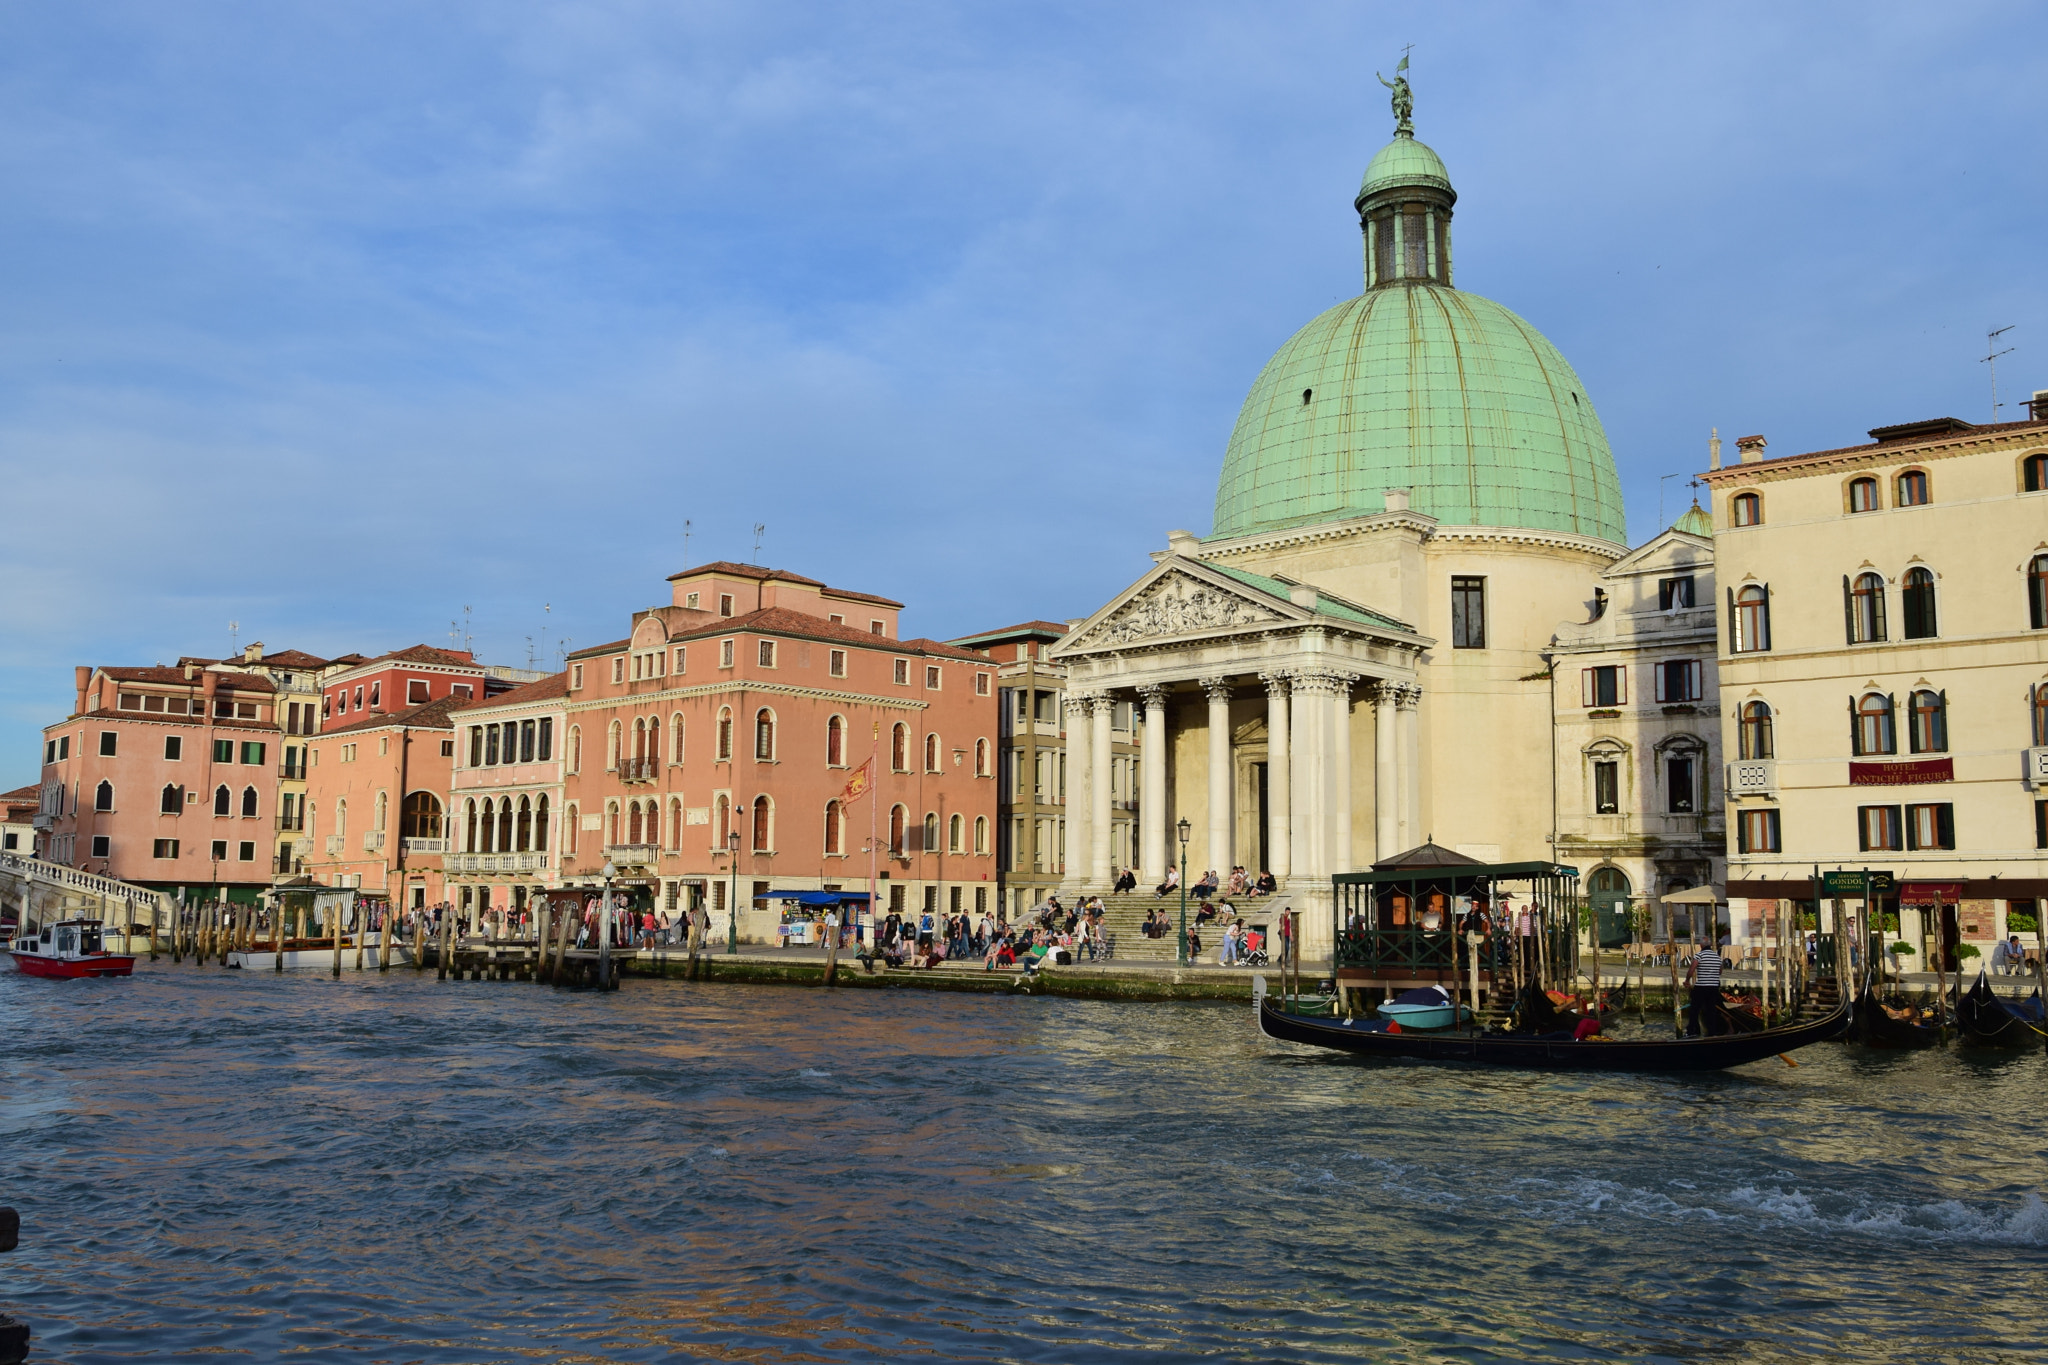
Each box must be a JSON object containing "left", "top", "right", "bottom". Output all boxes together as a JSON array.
[
  {"left": 228, "top": 620, "right": 239, "bottom": 657},
  {"left": 752, "top": 522, "right": 766, "bottom": 565},
  {"left": 1981, "top": 325, "right": 2016, "bottom": 421},
  {"left": 683, "top": 519, "right": 692, "bottom": 567},
  {"left": 525, "top": 635, "right": 537, "bottom": 669},
  {"left": 1658, "top": 472, "right": 1688, "bottom": 527},
  {"left": 460, "top": 605, "right": 473, "bottom": 657}
]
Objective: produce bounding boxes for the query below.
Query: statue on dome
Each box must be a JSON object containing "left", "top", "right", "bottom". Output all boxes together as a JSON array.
[{"left": 1377, "top": 53, "right": 1414, "bottom": 135}]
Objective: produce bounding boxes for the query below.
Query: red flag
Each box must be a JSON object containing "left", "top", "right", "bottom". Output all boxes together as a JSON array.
[{"left": 841, "top": 759, "right": 873, "bottom": 805}]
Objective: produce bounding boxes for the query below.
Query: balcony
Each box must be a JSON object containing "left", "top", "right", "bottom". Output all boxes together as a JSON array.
[
  {"left": 616, "top": 758, "right": 657, "bottom": 784},
  {"left": 272, "top": 855, "right": 305, "bottom": 876},
  {"left": 603, "top": 843, "right": 659, "bottom": 867},
  {"left": 279, "top": 760, "right": 307, "bottom": 780},
  {"left": 361, "top": 830, "right": 386, "bottom": 853},
  {"left": 2027, "top": 747, "right": 2048, "bottom": 791},
  {"left": 401, "top": 837, "right": 448, "bottom": 856},
  {"left": 325, "top": 835, "right": 344, "bottom": 855},
  {"left": 1727, "top": 759, "right": 1776, "bottom": 798},
  {"left": 275, "top": 814, "right": 305, "bottom": 832},
  {"left": 448, "top": 852, "right": 550, "bottom": 873}
]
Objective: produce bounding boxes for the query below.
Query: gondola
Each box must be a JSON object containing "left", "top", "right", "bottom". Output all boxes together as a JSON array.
[
  {"left": 1258, "top": 993, "right": 1849, "bottom": 1072},
  {"left": 1955, "top": 972, "right": 2047, "bottom": 1048},
  {"left": 1849, "top": 992, "right": 1943, "bottom": 1048}
]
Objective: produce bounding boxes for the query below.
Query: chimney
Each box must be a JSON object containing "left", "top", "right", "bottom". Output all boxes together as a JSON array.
[
  {"left": 243, "top": 641, "right": 262, "bottom": 663},
  {"left": 1708, "top": 427, "right": 1722, "bottom": 471},
  {"left": 202, "top": 671, "right": 218, "bottom": 717},
  {"left": 1735, "top": 434, "right": 1767, "bottom": 464},
  {"left": 1383, "top": 488, "right": 1412, "bottom": 512},
  {"left": 73, "top": 665, "right": 90, "bottom": 717},
  {"left": 183, "top": 662, "right": 198, "bottom": 681}
]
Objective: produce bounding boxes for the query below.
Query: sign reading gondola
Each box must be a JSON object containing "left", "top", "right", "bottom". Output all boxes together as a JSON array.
[{"left": 1820, "top": 870, "right": 1894, "bottom": 895}]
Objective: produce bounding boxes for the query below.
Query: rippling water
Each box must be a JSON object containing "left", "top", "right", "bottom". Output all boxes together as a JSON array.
[{"left": 3, "top": 963, "right": 2045, "bottom": 1363}]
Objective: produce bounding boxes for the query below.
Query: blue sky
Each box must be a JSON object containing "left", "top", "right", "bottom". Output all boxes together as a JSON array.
[{"left": 3, "top": 1, "right": 2043, "bottom": 785}]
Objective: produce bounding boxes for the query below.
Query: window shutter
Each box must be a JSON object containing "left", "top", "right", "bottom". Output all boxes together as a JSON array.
[
  {"left": 1859, "top": 811, "right": 1871, "bottom": 852},
  {"left": 1843, "top": 575, "right": 1854, "bottom": 644},
  {"left": 1728, "top": 587, "right": 1738, "bottom": 651},
  {"left": 1581, "top": 669, "right": 1594, "bottom": 707},
  {"left": 1849, "top": 696, "right": 1860, "bottom": 756},
  {"left": 1654, "top": 664, "right": 1667, "bottom": 704},
  {"left": 1737, "top": 813, "right": 1749, "bottom": 854},
  {"left": 1938, "top": 803, "right": 1955, "bottom": 849},
  {"left": 1688, "top": 660, "right": 1703, "bottom": 701},
  {"left": 1617, "top": 668, "right": 1627, "bottom": 705},
  {"left": 1762, "top": 586, "right": 1773, "bottom": 651},
  {"left": 1887, "top": 694, "right": 1897, "bottom": 752},
  {"left": 1936, "top": 688, "right": 1947, "bottom": 751}
]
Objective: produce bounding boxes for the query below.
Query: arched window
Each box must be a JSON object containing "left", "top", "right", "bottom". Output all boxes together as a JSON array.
[
  {"left": 94, "top": 780, "right": 114, "bottom": 812},
  {"left": 2035, "top": 683, "right": 2048, "bottom": 746},
  {"left": 714, "top": 794, "right": 730, "bottom": 846},
  {"left": 1896, "top": 470, "right": 1929, "bottom": 506},
  {"left": 1739, "top": 701, "right": 1774, "bottom": 760},
  {"left": 824, "top": 800, "right": 843, "bottom": 855},
  {"left": 889, "top": 803, "right": 906, "bottom": 855},
  {"left": 535, "top": 795, "right": 550, "bottom": 851},
  {"left": 1909, "top": 689, "right": 1947, "bottom": 754},
  {"left": 214, "top": 784, "right": 231, "bottom": 816},
  {"left": 1855, "top": 692, "right": 1896, "bottom": 756},
  {"left": 335, "top": 798, "right": 347, "bottom": 837},
  {"left": 607, "top": 720, "right": 622, "bottom": 771},
  {"left": 755, "top": 708, "right": 775, "bottom": 761},
  {"left": 751, "top": 795, "right": 772, "bottom": 852},
  {"left": 516, "top": 795, "right": 532, "bottom": 850},
  {"left": 924, "top": 732, "right": 940, "bottom": 772},
  {"left": 644, "top": 715, "right": 659, "bottom": 768},
  {"left": 948, "top": 812, "right": 964, "bottom": 853},
  {"left": 606, "top": 801, "right": 621, "bottom": 846},
  {"left": 160, "top": 784, "right": 180, "bottom": 815},
  {"left": 1732, "top": 585, "right": 1770, "bottom": 653},
  {"left": 375, "top": 791, "right": 388, "bottom": 831},
  {"left": 1847, "top": 572, "right": 1886, "bottom": 643},
  {"left": 2025, "top": 452, "right": 2048, "bottom": 492},
  {"left": 628, "top": 800, "right": 643, "bottom": 844},
  {"left": 632, "top": 717, "right": 646, "bottom": 763},
  {"left": 568, "top": 725, "right": 582, "bottom": 774},
  {"left": 975, "top": 737, "right": 990, "bottom": 777},
  {"left": 404, "top": 792, "right": 443, "bottom": 839},
  {"left": 974, "top": 815, "right": 990, "bottom": 854},
  {"left": 465, "top": 798, "right": 478, "bottom": 851},
  {"left": 1731, "top": 492, "right": 1762, "bottom": 527},
  {"left": 242, "top": 786, "right": 259, "bottom": 818},
  {"left": 668, "top": 797, "right": 682, "bottom": 850},
  {"left": 891, "top": 723, "right": 909, "bottom": 772},
  {"left": 1848, "top": 477, "right": 1879, "bottom": 513},
  {"left": 923, "top": 811, "right": 939, "bottom": 852},
  {"left": 717, "top": 708, "right": 734, "bottom": 761},
  {"left": 564, "top": 802, "right": 578, "bottom": 854},
  {"left": 481, "top": 800, "right": 497, "bottom": 853},
  {"left": 671, "top": 712, "right": 685, "bottom": 764},
  {"left": 2027, "top": 555, "right": 2047, "bottom": 631},
  {"left": 1902, "top": 567, "right": 1938, "bottom": 639},
  {"left": 827, "top": 714, "right": 845, "bottom": 766}
]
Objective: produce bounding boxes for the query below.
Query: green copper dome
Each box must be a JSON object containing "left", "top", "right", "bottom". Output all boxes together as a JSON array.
[
  {"left": 1673, "top": 500, "right": 1713, "bottom": 536},
  {"left": 1211, "top": 131, "right": 1627, "bottom": 548}
]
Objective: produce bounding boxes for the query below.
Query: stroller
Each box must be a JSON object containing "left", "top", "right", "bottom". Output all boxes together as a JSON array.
[{"left": 1240, "top": 944, "right": 1271, "bottom": 966}]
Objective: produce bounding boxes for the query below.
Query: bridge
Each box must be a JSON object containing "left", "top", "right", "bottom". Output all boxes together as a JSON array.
[{"left": 0, "top": 853, "right": 167, "bottom": 934}]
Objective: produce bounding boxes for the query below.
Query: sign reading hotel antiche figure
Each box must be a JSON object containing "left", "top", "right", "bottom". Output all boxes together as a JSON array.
[{"left": 1847, "top": 758, "right": 1954, "bottom": 786}]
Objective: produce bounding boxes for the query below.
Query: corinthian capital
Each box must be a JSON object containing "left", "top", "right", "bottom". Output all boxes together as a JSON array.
[
  {"left": 1257, "top": 670, "right": 1292, "bottom": 697},
  {"left": 1199, "top": 675, "right": 1234, "bottom": 703}
]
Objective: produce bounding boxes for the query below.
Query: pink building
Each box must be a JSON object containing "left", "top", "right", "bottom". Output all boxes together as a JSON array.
[
  {"left": 445, "top": 670, "right": 570, "bottom": 926},
  {"left": 555, "top": 562, "right": 1001, "bottom": 939}
]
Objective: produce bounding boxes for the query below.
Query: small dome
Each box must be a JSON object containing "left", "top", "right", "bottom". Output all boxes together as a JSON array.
[
  {"left": 1357, "top": 133, "right": 1454, "bottom": 206},
  {"left": 1673, "top": 500, "right": 1713, "bottom": 537}
]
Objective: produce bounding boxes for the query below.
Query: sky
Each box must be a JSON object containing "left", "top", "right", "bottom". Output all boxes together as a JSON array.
[{"left": 2, "top": 1, "right": 2044, "bottom": 785}]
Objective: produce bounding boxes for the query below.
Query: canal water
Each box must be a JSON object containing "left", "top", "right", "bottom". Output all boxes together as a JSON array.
[{"left": 3, "top": 966, "right": 2044, "bottom": 1363}]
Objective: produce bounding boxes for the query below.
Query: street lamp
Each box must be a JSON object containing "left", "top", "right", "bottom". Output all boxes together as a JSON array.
[
  {"left": 1176, "top": 817, "right": 1192, "bottom": 967},
  {"left": 599, "top": 859, "right": 617, "bottom": 990},
  {"left": 727, "top": 829, "right": 742, "bottom": 954}
]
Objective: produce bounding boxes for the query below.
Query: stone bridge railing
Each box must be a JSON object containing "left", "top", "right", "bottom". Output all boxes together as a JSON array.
[{"left": 0, "top": 852, "right": 167, "bottom": 930}]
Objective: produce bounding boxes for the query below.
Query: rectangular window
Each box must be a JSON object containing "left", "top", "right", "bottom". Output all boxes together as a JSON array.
[
  {"left": 871, "top": 620, "right": 885, "bottom": 636},
  {"left": 153, "top": 839, "right": 179, "bottom": 859},
  {"left": 57, "top": 736, "right": 69, "bottom": 760},
  {"left": 1666, "top": 756, "right": 1696, "bottom": 813},
  {"left": 719, "top": 640, "right": 735, "bottom": 669},
  {"left": 758, "top": 640, "right": 776, "bottom": 668},
  {"left": 164, "top": 736, "right": 182, "bottom": 761},
  {"left": 99, "top": 731, "right": 117, "bottom": 756},
  {"left": 237, "top": 841, "right": 256, "bottom": 862},
  {"left": 521, "top": 720, "right": 536, "bottom": 763},
  {"left": 1451, "top": 576, "right": 1486, "bottom": 648},
  {"left": 1858, "top": 804, "right": 1904, "bottom": 852},
  {"left": 2037, "top": 800, "right": 2047, "bottom": 850},
  {"left": 408, "top": 679, "right": 429, "bottom": 704},
  {"left": 1654, "top": 660, "right": 1702, "bottom": 704},
  {"left": 1582, "top": 666, "right": 1625, "bottom": 708},
  {"left": 674, "top": 647, "right": 686, "bottom": 674},
  {"left": 469, "top": 726, "right": 483, "bottom": 766},
  {"left": 926, "top": 665, "right": 942, "bottom": 690},
  {"left": 570, "top": 664, "right": 584, "bottom": 690},
  {"left": 440, "top": 739, "right": 453, "bottom": 757},
  {"left": 829, "top": 649, "right": 847, "bottom": 677},
  {"left": 717, "top": 594, "right": 736, "bottom": 616},
  {"left": 486, "top": 726, "right": 500, "bottom": 765},
  {"left": 1593, "top": 761, "right": 1619, "bottom": 814},
  {"left": 213, "top": 739, "right": 234, "bottom": 763},
  {"left": 90, "top": 835, "right": 110, "bottom": 858},
  {"left": 368, "top": 682, "right": 381, "bottom": 709},
  {"left": 241, "top": 742, "right": 266, "bottom": 766},
  {"left": 612, "top": 658, "right": 625, "bottom": 684},
  {"left": 1905, "top": 802, "right": 1955, "bottom": 851},
  {"left": 119, "top": 693, "right": 141, "bottom": 710},
  {"left": 894, "top": 659, "right": 910, "bottom": 686},
  {"left": 975, "top": 672, "right": 990, "bottom": 696},
  {"left": 538, "top": 717, "right": 553, "bottom": 761},
  {"left": 1737, "top": 807, "right": 1781, "bottom": 854},
  {"left": 1658, "top": 576, "right": 1696, "bottom": 610}
]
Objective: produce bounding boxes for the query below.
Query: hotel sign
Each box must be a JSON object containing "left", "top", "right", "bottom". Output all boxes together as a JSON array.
[
  {"left": 1899, "top": 881, "right": 1967, "bottom": 906},
  {"left": 1821, "top": 870, "right": 1894, "bottom": 895},
  {"left": 1848, "top": 758, "right": 1953, "bottom": 786}
]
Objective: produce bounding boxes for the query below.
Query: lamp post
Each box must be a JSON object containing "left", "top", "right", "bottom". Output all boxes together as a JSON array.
[
  {"left": 727, "top": 830, "right": 742, "bottom": 954},
  {"left": 1175, "top": 817, "right": 1192, "bottom": 967},
  {"left": 599, "top": 859, "right": 616, "bottom": 989}
]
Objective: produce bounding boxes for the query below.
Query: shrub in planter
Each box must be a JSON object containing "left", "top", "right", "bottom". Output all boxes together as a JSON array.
[
  {"left": 1889, "top": 942, "right": 1915, "bottom": 956},
  {"left": 1956, "top": 942, "right": 1981, "bottom": 961}
]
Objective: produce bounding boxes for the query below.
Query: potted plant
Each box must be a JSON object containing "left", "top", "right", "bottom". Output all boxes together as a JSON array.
[
  {"left": 1888, "top": 941, "right": 1916, "bottom": 971},
  {"left": 1956, "top": 942, "right": 1981, "bottom": 962}
]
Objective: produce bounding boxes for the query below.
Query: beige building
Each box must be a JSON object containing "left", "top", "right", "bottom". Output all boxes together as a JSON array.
[
  {"left": 1703, "top": 401, "right": 2048, "bottom": 951},
  {"left": 1549, "top": 503, "right": 1724, "bottom": 943}
]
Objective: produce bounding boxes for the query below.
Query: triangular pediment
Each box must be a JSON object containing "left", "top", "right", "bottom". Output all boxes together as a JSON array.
[
  {"left": 1057, "top": 558, "right": 1297, "bottom": 655},
  {"left": 1602, "top": 526, "right": 1712, "bottom": 580}
]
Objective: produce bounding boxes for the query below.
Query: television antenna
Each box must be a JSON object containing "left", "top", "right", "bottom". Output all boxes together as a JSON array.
[
  {"left": 1982, "top": 325, "right": 2015, "bottom": 421},
  {"left": 683, "top": 518, "right": 692, "bottom": 567},
  {"left": 228, "top": 620, "right": 239, "bottom": 657},
  {"left": 752, "top": 522, "right": 766, "bottom": 565}
]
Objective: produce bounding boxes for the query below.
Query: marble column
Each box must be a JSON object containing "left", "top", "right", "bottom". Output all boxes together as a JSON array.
[
  {"left": 1259, "top": 673, "right": 1291, "bottom": 879},
  {"left": 1373, "top": 681, "right": 1398, "bottom": 857},
  {"left": 1289, "top": 672, "right": 1326, "bottom": 880},
  {"left": 1330, "top": 675, "right": 1353, "bottom": 875},
  {"left": 1139, "top": 686, "right": 1168, "bottom": 878},
  {"left": 1065, "top": 691, "right": 1094, "bottom": 884},
  {"left": 1091, "top": 691, "right": 1115, "bottom": 884},
  {"left": 1201, "top": 676, "right": 1233, "bottom": 880},
  {"left": 1397, "top": 684, "right": 1422, "bottom": 849}
]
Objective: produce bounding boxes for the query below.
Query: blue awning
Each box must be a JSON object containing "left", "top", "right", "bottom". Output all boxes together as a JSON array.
[{"left": 760, "top": 890, "right": 872, "bottom": 905}]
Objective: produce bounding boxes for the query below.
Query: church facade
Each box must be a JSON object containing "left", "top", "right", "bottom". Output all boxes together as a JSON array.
[{"left": 1049, "top": 90, "right": 1696, "bottom": 958}]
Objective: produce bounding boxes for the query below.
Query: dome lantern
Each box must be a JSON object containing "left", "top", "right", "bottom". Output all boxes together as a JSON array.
[{"left": 1357, "top": 66, "right": 1455, "bottom": 290}]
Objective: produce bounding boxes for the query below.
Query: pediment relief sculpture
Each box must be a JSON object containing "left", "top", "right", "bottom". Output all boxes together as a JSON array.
[{"left": 1079, "top": 574, "right": 1284, "bottom": 648}]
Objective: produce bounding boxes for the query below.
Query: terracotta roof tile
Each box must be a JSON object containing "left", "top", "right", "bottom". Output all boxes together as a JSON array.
[
  {"left": 99, "top": 666, "right": 276, "bottom": 693},
  {"left": 664, "top": 561, "right": 904, "bottom": 608},
  {"left": 898, "top": 637, "right": 993, "bottom": 662},
  {"left": 315, "top": 693, "right": 472, "bottom": 737},
  {"left": 366, "top": 644, "right": 478, "bottom": 668},
  {"left": 1704, "top": 415, "right": 2048, "bottom": 481},
  {"left": 1, "top": 784, "right": 41, "bottom": 803},
  {"left": 462, "top": 670, "right": 569, "bottom": 711},
  {"left": 947, "top": 620, "right": 1069, "bottom": 647}
]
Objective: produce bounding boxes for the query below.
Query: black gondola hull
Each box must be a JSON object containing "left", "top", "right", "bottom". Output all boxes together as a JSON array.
[
  {"left": 1849, "top": 994, "right": 1943, "bottom": 1048},
  {"left": 1956, "top": 974, "right": 2047, "bottom": 1048},
  {"left": 1258, "top": 997, "right": 1849, "bottom": 1072}
]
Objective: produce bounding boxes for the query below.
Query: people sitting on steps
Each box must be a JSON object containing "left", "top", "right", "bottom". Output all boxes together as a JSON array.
[
  {"left": 1113, "top": 867, "right": 1137, "bottom": 893},
  {"left": 1154, "top": 865, "right": 1179, "bottom": 898}
]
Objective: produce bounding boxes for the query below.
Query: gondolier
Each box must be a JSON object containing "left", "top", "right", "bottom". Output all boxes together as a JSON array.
[{"left": 1686, "top": 938, "right": 1729, "bottom": 1037}]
